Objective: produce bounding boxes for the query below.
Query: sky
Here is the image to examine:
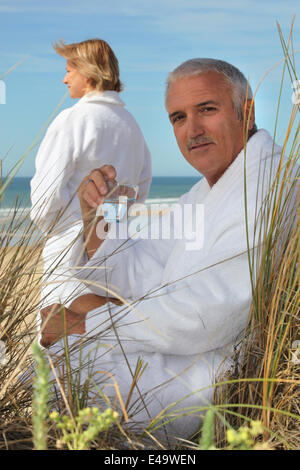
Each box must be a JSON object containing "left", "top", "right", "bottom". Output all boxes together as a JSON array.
[{"left": 0, "top": 0, "right": 299, "bottom": 178}]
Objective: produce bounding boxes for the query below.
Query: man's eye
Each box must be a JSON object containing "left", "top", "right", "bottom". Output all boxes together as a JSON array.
[
  {"left": 172, "top": 115, "right": 184, "bottom": 124},
  {"left": 201, "top": 107, "right": 216, "bottom": 113}
]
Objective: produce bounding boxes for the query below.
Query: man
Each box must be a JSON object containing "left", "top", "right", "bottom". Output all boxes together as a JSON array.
[{"left": 41, "top": 59, "right": 289, "bottom": 439}]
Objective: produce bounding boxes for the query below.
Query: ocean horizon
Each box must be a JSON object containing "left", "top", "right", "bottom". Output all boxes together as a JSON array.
[
  {"left": 0, "top": 175, "right": 202, "bottom": 244},
  {"left": 0, "top": 175, "right": 202, "bottom": 211}
]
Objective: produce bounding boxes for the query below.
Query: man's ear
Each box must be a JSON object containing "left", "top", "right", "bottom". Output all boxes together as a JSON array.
[{"left": 244, "top": 99, "right": 255, "bottom": 131}]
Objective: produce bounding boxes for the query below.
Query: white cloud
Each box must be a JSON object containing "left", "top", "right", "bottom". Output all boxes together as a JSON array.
[
  {"left": 152, "top": 4, "right": 298, "bottom": 37},
  {"left": 0, "top": 1, "right": 298, "bottom": 50},
  {"left": 0, "top": 0, "right": 298, "bottom": 26}
]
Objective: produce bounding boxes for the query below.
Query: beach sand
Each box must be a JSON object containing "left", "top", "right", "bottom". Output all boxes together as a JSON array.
[
  {"left": 1, "top": 244, "right": 43, "bottom": 337},
  {"left": 0, "top": 244, "right": 44, "bottom": 395}
]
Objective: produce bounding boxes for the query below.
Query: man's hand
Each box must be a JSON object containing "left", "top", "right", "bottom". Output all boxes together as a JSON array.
[
  {"left": 78, "top": 165, "right": 117, "bottom": 258},
  {"left": 78, "top": 164, "right": 117, "bottom": 218},
  {"left": 40, "top": 294, "right": 122, "bottom": 348},
  {"left": 40, "top": 303, "right": 87, "bottom": 348}
]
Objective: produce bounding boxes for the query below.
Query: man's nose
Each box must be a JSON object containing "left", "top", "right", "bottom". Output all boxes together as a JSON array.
[
  {"left": 186, "top": 116, "right": 204, "bottom": 138},
  {"left": 63, "top": 74, "right": 68, "bottom": 85}
]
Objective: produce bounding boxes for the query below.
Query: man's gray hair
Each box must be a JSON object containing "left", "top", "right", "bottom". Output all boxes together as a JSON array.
[{"left": 166, "top": 58, "right": 256, "bottom": 130}]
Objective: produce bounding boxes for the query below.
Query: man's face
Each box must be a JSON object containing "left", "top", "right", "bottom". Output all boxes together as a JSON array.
[{"left": 166, "top": 72, "right": 253, "bottom": 186}]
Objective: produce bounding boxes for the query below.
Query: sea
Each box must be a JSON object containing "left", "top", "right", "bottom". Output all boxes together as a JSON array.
[
  {"left": 0, "top": 175, "right": 202, "bottom": 208},
  {"left": 0, "top": 176, "right": 202, "bottom": 243}
]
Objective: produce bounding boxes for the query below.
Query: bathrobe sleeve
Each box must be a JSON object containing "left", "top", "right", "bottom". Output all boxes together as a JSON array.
[
  {"left": 77, "top": 213, "right": 253, "bottom": 357},
  {"left": 30, "top": 109, "right": 86, "bottom": 232}
]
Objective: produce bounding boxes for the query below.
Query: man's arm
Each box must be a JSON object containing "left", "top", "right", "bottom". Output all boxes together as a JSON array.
[
  {"left": 78, "top": 165, "right": 117, "bottom": 259},
  {"left": 40, "top": 294, "right": 122, "bottom": 348},
  {"left": 69, "top": 293, "right": 122, "bottom": 314},
  {"left": 40, "top": 165, "right": 121, "bottom": 347}
]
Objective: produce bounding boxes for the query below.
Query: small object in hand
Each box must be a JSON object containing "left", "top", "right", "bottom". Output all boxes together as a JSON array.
[{"left": 97, "top": 182, "right": 138, "bottom": 223}]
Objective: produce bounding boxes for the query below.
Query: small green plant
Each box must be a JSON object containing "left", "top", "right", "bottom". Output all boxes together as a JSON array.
[
  {"left": 31, "top": 343, "right": 118, "bottom": 451},
  {"left": 31, "top": 342, "right": 51, "bottom": 450},
  {"left": 198, "top": 408, "right": 269, "bottom": 450},
  {"left": 226, "top": 420, "right": 270, "bottom": 450},
  {"left": 49, "top": 407, "right": 119, "bottom": 450},
  {"left": 198, "top": 407, "right": 217, "bottom": 450}
]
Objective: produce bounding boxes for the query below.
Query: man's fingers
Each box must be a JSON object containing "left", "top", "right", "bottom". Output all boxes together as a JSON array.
[
  {"left": 79, "top": 165, "right": 117, "bottom": 209},
  {"left": 90, "top": 167, "right": 117, "bottom": 196},
  {"left": 83, "top": 183, "right": 104, "bottom": 207},
  {"left": 40, "top": 306, "right": 87, "bottom": 349},
  {"left": 41, "top": 303, "right": 61, "bottom": 320},
  {"left": 99, "top": 165, "right": 117, "bottom": 182}
]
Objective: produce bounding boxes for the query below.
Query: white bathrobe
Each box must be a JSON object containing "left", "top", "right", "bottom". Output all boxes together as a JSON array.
[
  {"left": 49, "top": 130, "right": 296, "bottom": 441},
  {"left": 30, "top": 90, "right": 152, "bottom": 309}
]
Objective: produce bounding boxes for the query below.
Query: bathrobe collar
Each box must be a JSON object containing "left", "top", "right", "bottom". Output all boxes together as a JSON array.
[{"left": 200, "top": 129, "right": 282, "bottom": 198}]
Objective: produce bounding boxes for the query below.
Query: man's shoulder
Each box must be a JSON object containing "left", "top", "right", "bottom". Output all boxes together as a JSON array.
[
  {"left": 178, "top": 177, "right": 209, "bottom": 205},
  {"left": 246, "top": 129, "right": 282, "bottom": 164}
]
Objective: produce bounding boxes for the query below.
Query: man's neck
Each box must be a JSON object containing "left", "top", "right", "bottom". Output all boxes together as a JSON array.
[{"left": 207, "top": 128, "right": 258, "bottom": 187}]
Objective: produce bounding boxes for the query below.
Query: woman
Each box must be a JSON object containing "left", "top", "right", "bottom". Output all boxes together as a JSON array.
[{"left": 30, "top": 38, "right": 152, "bottom": 319}]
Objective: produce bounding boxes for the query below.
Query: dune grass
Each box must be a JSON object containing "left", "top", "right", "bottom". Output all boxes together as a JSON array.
[{"left": 213, "top": 21, "right": 300, "bottom": 450}]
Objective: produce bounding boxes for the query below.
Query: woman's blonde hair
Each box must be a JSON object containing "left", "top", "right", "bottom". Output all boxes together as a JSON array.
[{"left": 53, "top": 38, "right": 123, "bottom": 92}]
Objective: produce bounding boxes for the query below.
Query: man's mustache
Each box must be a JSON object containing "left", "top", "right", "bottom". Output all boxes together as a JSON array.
[{"left": 186, "top": 136, "right": 216, "bottom": 151}]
